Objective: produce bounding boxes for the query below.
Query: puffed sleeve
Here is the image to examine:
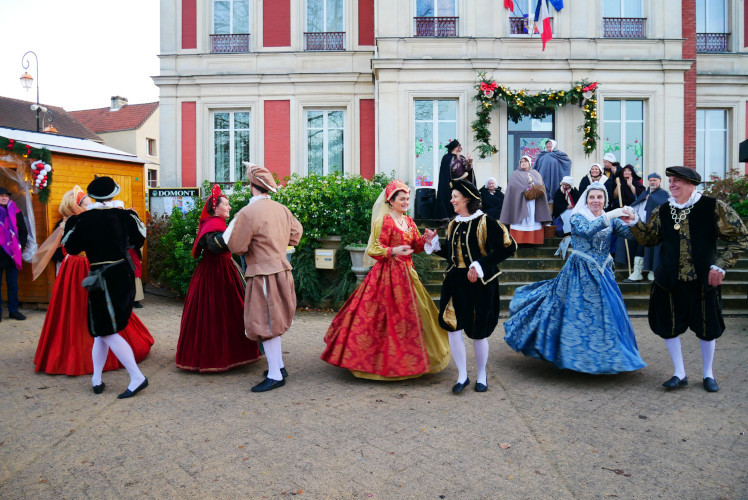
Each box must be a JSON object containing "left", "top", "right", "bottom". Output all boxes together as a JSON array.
[
  {"left": 409, "top": 217, "right": 426, "bottom": 254},
  {"left": 475, "top": 217, "right": 517, "bottom": 272},
  {"left": 629, "top": 206, "right": 664, "bottom": 247},
  {"left": 125, "top": 209, "right": 146, "bottom": 249},
  {"left": 714, "top": 200, "right": 748, "bottom": 270},
  {"left": 571, "top": 213, "right": 610, "bottom": 239},
  {"left": 367, "top": 216, "right": 393, "bottom": 260},
  {"left": 226, "top": 210, "right": 254, "bottom": 255},
  {"left": 288, "top": 209, "right": 303, "bottom": 246},
  {"left": 61, "top": 214, "right": 84, "bottom": 255},
  {"left": 201, "top": 231, "right": 228, "bottom": 254}
]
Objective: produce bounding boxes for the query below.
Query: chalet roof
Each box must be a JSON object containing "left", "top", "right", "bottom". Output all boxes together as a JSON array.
[
  {"left": 0, "top": 127, "right": 146, "bottom": 165},
  {"left": 70, "top": 102, "right": 159, "bottom": 133},
  {"left": 0, "top": 96, "right": 102, "bottom": 142}
]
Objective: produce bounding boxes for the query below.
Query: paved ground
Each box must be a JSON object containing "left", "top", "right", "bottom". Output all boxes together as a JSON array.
[{"left": 1, "top": 295, "right": 746, "bottom": 499}]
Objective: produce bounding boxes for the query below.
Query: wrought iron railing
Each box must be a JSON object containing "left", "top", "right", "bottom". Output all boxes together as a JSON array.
[
  {"left": 602, "top": 18, "right": 646, "bottom": 38},
  {"left": 304, "top": 32, "right": 345, "bottom": 51},
  {"left": 210, "top": 34, "right": 251, "bottom": 53},
  {"left": 509, "top": 16, "right": 553, "bottom": 35},
  {"left": 697, "top": 33, "right": 730, "bottom": 52},
  {"left": 414, "top": 17, "right": 458, "bottom": 37}
]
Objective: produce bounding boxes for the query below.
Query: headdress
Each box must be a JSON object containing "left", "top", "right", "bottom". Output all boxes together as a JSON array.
[
  {"left": 87, "top": 176, "right": 121, "bottom": 200},
  {"left": 520, "top": 155, "right": 532, "bottom": 167},
  {"left": 198, "top": 184, "right": 225, "bottom": 222},
  {"left": 446, "top": 139, "right": 460, "bottom": 152},
  {"left": 572, "top": 182, "right": 609, "bottom": 221},
  {"left": 192, "top": 184, "right": 228, "bottom": 258},
  {"left": 0, "top": 187, "right": 9, "bottom": 196},
  {"left": 560, "top": 176, "right": 574, "bottom": 187},
  {"left": 603, "top": 153, "right": 617, "bottom": 163},
  {"left": 647, "top": 172, "right": 661, "bottom": 180},
  {"left": 546, "top": 139, "right": 558, "bottom": 151},
  {"left": 450, "top": 178, "right": 481, "bottom": 200},
  {"left": 385, "top": 180, "right": 409, "bottom": 202},
  {"left": 665, "top": 166, "right": 701, "bottom": 185},
  {"left": 589, "top": 163, "right": 602, "bottom": 173},
  {"left": 59, "top": 188, "right": 86, "bottom": 218},
  {"left": 244, "top": 162, "right": 278, "bottom": 193}
]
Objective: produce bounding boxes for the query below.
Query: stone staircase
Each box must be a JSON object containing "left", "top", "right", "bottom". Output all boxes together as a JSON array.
[{"left": 420, "top": 233, "right": 748, "bottom": 317}]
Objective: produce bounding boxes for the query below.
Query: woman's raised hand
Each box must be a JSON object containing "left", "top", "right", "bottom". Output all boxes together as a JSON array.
[
  {"left": 423, "top": 228, "right": 437, "bottom": 242},
  {"left": 392, "top": 245, "right": 414, "bottom": 256}
]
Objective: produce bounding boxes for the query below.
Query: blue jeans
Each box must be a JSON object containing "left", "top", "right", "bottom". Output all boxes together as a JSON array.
[{"left": 0, "top": 263, "right": 20, "bottom": 313}]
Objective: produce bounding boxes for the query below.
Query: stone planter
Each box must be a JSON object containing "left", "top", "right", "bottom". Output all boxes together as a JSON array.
[
  {"left": 285, "top": 246, "right": 295, "bottom": 264},
  {"left": 319, "top": 235, "right": 342, "bottom": 249},
  {"left": 345, "top": 245, "right": 371, "bottom": 282}
]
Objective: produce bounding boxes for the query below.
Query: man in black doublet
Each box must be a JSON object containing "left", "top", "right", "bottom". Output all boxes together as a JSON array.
[
  {"left": 62, "top": 177, "right": 149, "bottom": 399},
  {"left": 630, "top": 166, "right": 748, "bottom": 393}
]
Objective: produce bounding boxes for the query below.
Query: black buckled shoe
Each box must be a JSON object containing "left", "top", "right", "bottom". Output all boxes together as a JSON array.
[
  {"left": 117, "top": 378, "right": 149, "bottom": 399},
  {"left": 474, "top": 382, "right": 487, "bottom": 392},
  {"left": 251, "top": 377, "right": 285, "bottom": 393},
  {"left": 92, "top": 383, "right": 105, "bottom": 394},
  {"left": 451, "top": 377, "right": 470, "bottom": 395},
  {"left": 662, "top": 376, "right": 688, "bottom": 389},
  {"left": 263, "top": 367, "right": 288, "bottom": 379},
  {"left": 703, "top": 377, "right": 719, "bottom": 393},
  {"left": 9, "top": 311, "right": 26, "bottom": 320}
]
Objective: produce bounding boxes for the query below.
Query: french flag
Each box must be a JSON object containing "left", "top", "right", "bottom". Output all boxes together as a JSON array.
[{"left": 534, "top": 0, "right": 553, "bottom": 51}]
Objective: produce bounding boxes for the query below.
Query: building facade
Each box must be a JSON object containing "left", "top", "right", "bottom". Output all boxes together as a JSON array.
[{"left": 155, "top": 0, "right": 748, "bottom": 190}]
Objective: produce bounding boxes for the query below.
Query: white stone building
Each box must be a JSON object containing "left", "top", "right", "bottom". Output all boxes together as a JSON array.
[{"left": 154, "top": 0, "right": 748, "bottom": 191}]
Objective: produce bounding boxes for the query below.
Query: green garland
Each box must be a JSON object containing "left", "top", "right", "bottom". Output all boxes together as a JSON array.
[
  {"left": 0, "top": 135, "right": 53, "bottom": 203},
  {"left": 471, "top": 72, "right": 600, "bottom": 159}
]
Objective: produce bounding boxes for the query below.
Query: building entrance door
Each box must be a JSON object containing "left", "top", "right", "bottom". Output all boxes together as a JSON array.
[{"left": 506, "top": 113, "right": 554, "bottom": 185}]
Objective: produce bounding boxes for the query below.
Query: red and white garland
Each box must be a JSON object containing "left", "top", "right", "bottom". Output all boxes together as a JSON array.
[{"left": 30, "top": 160, "right": 53, "bottom": 190}]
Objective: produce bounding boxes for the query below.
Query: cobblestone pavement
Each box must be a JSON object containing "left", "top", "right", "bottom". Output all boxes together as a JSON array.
[{"left": 1, "top": 295, "right": 746, "bottom": 499}]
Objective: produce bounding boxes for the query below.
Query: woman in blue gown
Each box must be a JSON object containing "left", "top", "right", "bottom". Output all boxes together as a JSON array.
[{"left": 503, "top": 182, "right": 646, "bottom": 374}]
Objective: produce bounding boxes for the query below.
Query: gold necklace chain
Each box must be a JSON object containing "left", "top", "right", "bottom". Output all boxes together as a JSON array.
[{"left": 670, "top": 205, "right": 691, "bottom": 231}]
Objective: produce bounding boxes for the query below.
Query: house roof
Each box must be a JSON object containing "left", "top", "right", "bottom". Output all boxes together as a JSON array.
[
  {"left": 70, "top": 102, "right": 159, "bottom": 133},
  {"left": 0, "top": 127, "right": 146, "bottom": 165},
  {"left": 0, "top": 96, "right": 102, "bottom": 142}
]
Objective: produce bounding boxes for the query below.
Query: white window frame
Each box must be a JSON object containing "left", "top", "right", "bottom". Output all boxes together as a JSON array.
[
  {"left": 306, "top": 0, "right": 345, "bottom": 33},
  {"left": 305, "top": 109, "right": 346, "bottom": 176},
  {"left": 413, "top": 99, "right": 458, "bottom": 189},
  {"left": 696, "top": 108, "right": 729, "bottom": 181},
  {"left": 415, "top": 0, "right": 456, "bottom": 17},
  {"left": 147, "top": 168, "right": 158, "bottom": 188},
  {"left": 602, "top": 0, "right": 644, "bottom": 18},
  {"left": 696, "top": 0, "right": 728, "bottom": 33},
  {"left": 211, "top": 110, "right": 251, "bottom": 184},
  {"left": 146, "top": 138, "right": 157, "bottom": 157},
  {"left": 602, "top": 99, "right": 646, "bottom": 173},
  {"left": 212, "top": 0, "right": 250, "bottom": 34},
  {"left": 509, "top": 0, "right": 556, "bottom": 37}
]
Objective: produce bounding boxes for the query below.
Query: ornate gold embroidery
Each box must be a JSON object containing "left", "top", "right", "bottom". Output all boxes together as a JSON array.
[
  {"left": 442, "top": 298, "right": 457, "bottom": 331},
  {"left": 477, "top": 215, "right": 488, "bottom": 257}
]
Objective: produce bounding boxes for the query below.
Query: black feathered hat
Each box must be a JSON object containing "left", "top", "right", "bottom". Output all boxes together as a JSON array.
[
  {"left": 449, "top": 178, "right": 481, "bottom": 200},
  {"left": 87, "top": 176, "right": 121, "bottom": 200}
]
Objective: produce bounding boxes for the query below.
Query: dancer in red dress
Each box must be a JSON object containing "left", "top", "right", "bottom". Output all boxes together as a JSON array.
[
  {"left": 321, "top": 180, "right": 450, "bottom": 380},
  {"left": 176, "top": 185, "right": 261, "bottom": 372},
  {"left": 33, "top": 186, "right": 153, "bottom": 375}
]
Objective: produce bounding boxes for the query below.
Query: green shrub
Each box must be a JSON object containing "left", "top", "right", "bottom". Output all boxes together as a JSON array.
[
  {"left": 149, "top": 204, "right": 201, "bottom": 297},
  {"left": 703, "top": 168, "right": 748, "bottom": 215}
]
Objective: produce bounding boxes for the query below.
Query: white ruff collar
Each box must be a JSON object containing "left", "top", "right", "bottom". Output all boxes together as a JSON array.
[
  {"left": 455, "top": 209, "right": 484, "bottom": 222},
  {"left": 668, "top": 189, "right": 701, "bottom": 209},
  {"left": 90, "top": 200, "right": 124, "bottom": 210},
  {"left": 249, "top": 194, "right": 270, "bottom": 205}
]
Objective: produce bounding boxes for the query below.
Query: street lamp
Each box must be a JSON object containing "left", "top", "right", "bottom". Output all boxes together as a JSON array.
[{"left": 20, "top": 51, "right": 46, "bottom": 132}]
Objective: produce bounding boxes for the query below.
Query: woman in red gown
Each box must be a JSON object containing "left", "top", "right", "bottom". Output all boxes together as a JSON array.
[
  {"left": 321, "top": 180, "right": 450, "bottom": 380},
  {"left": 33, "top": 187, "right": 154, "bottom": 375},
  {"left": 175, "top": 185, "right": 261, "bottom": 372}
]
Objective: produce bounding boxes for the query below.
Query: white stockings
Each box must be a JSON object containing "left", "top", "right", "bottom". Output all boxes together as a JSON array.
[
  {"left": 664, "top": 337, "right": 717, "bottom": 380},
  {"left": 263, "top": 336, "right": 284, "bottom": 381},
  {"left": 92, "top": 334, "right": 145, "bottom": 391},
  {"left": 448, "top": 331, "right": 467, "bottom": 384}
]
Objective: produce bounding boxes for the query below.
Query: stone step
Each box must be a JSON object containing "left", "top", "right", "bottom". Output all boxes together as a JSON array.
[{"left": 428, "top": 293, "right": 748, "bottom": 313}]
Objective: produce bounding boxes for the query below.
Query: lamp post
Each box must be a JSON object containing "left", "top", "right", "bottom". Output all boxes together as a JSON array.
[{"left": 20, "top": 51, "right": 46, "bottom": 132}]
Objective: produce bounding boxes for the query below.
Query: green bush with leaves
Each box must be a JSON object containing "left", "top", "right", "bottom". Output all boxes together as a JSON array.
[
  {"left": 147, "top": 204, "right": 201, "bottom": 297},
  {"left": 703, "top": 168, "right": 748, "bottom": 217}
]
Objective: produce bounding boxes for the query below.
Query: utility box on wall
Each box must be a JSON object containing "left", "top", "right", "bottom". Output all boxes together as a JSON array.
[{"left": 314, "top": 249, "right": 336, "bottom": 269}]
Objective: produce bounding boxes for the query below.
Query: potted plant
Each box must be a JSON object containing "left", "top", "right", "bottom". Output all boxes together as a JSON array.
[{"left": 344, "top": 241, "right": 371, "bottom": 282}]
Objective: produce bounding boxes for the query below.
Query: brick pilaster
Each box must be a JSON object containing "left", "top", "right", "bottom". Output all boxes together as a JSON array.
[{"left": 682, "top": 0, "right": 697, "bottom": 169}]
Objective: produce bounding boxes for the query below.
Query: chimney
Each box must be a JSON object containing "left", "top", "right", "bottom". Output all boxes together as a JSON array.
[{"left": 110, "top": 96, "right": 128, "bottom": 111}]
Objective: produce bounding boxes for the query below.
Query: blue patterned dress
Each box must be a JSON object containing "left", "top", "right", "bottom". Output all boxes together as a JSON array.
[{"left": 503, "top": 214, "right": 646, "bottom": 374}]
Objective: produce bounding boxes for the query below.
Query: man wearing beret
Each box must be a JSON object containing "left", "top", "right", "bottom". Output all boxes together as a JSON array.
[
  {"left": 630, "top": 166, "right": 748, "bottom": 392},
  {"left": 624, "top": 172, "right": 669, "bottom": 282},
  {"left": 62, "top": 176, "right": 149, "bottom": 398},
  {"left": 0, "top": 186, "right": 29, "bottom": 321},
  {"left": 225, "top": 163, "right": 303, "bottom": 392}
]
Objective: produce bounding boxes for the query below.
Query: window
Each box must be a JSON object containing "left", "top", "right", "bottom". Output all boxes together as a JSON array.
[
  {"left": 696, "top": 0, "right": 729, "bottom": 52},
  {"left": 305, "top": 0, "right": 344, "bottom": 50},
  {"left": 147, "top": 169, "right": 158, "bottom": 188},
  {"left": 306, "top": 110, "right": 344, "bottom": 175},
  {"left": 213, "top": 111, "right": 250, "bottom": 183},
  {"left": 146, "top": 138, "right": 157, "bottom": 157},
  {"left": 509, "top": 0, "right": 551, "bottom": 35},
  {"left": 414, "top": 100, "right": 457, "bottom": 187},
  {"left": 415, "top": 0, "right": 457, "bottom": 37},
  {"left": 211, "top": 0, "right": 250, "bottom": 53},
  {"left": 602, "top": 0, "right": 645, "bottom": 38},
  {"left": 507, "top": 113, "right": 554, "bottom": 181},
  {"left": 696, "top": 109, "right": 728, "bottom": 181},
  {"left": 603, "top": 100, "right": 645, "bottom": 175}
]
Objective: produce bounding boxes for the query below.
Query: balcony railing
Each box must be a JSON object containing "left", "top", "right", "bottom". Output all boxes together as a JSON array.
[
  {"left": 603, "top": 17, "right": 646, "bottom": 38},
  {"left": 414, "top": 17, "right": 458, "bottom": 37},
  {"left": 697, "top": 33, "right": 730, "bottom": 52},
  {"left": 509, "top": 16, "right": 553, "bottom": 35},
  {"left": 304, "top": 32, "right": 345, "bottom": 51},
  {"left": 210, "top": 33, "right": 250, "bottom": 53}
]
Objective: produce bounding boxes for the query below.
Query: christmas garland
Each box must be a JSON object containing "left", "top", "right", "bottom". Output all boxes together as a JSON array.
[
  {"left": 0, "top": 136, "right": 53, "bottom": 203},
  {"left": 471, "top": 72, "right": 600, "bottom": 159}
]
